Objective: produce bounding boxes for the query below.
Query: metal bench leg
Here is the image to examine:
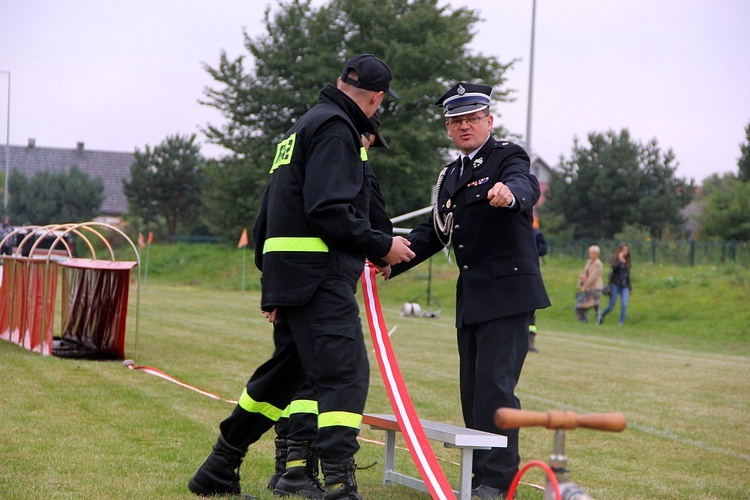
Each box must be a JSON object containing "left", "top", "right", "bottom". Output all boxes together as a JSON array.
[
  {"left": 458, "top": 447, "right": 474, "bottom": 500},
  {"left": 383, "top": 429, "right": 396, "bottom": 486}
]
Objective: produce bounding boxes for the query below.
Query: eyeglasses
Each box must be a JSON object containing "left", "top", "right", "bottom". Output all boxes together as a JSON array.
[{"left": 446, "top": 114, "right": 490, "bottom": 129}]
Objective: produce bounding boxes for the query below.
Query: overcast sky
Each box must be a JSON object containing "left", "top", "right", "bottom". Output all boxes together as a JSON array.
[{"left": 1, "top": 0, "right": 749, "bottom": 184}]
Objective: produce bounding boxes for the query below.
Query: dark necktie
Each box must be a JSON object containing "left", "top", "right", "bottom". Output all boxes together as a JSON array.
[{"left": 461, "top": 156, "right": 471, "bottom": 177}]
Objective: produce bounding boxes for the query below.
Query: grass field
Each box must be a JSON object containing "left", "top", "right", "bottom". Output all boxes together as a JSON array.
[{"left": 0, "top": 244, "right": 748, "bottom": 499}]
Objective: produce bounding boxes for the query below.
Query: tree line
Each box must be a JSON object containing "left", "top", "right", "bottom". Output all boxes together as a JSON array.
[{"left": 8, "top": 1, "right": 748, "bottom": 243}]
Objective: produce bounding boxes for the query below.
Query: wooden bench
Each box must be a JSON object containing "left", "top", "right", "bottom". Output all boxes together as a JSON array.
[{"left": 363, "top": 413, "right": 508, "bottom": 500}]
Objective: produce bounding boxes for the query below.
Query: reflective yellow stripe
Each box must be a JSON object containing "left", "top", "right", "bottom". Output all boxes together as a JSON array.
[
  {"left": 529, "top": 325, "right": 537, "bottom": 333},
  {"left": 238, "top": 388, "right": 283, "bottom": 421},
  {"left": 289, "top": 399, "right": 319, "bottom": 416},
  {"left": 360, "top": 146, "right": 368, "bottom": 161},
  {"left": 318, "top": 411, "right": 362, "bottom": 429},
  {"left": 281, "top": 404, "right": 292, "bottom": 418},
  {"left": 287, "top": 459, "right": 307, "bottom": 468},
  {"left": 263, "top": 237, "right": 328, "bottom": 253}
]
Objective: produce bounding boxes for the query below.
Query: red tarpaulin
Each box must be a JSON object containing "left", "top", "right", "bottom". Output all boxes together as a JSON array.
[
  {"left": 0, "top": 258, "right": 57, "bottom": 355},
  {"left": 55, "top": 259, "right": 137, "bottom": 360}
]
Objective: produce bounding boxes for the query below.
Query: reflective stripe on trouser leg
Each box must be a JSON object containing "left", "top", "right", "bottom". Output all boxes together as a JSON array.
[
  {"left": 287, "top": 396, "right": 319, "bottom": 442},
  {"left": 275, "top": 378, "right": 318, "bottom": 441},
  {"left": 237, "top": 388, "right": 284, "bottom": 420},
  {"left": 220, "top": 311, "right": 308, "bottom": 449},
  {"left": 284, "top": 278, "right": 370, "bottom": 461}
]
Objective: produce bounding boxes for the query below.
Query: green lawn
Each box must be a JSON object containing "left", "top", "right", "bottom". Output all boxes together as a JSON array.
[{"left": 0, "top": 244, "right": 748, "bottom": 498}]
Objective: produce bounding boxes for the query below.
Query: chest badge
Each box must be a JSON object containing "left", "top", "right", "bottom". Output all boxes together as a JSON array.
[
  {"left": 446, "top": 199, "right": 452, "bottom": 209},
  {"left": 467, "top": 177, "right": 490, "bottom": 187}
]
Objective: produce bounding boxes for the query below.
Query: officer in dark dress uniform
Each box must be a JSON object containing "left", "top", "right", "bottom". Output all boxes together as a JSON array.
[
  {"left": 390, "top": 83, "right": 551, "bottom": 499},
  {"left": 188, "top": 55, "right": 415, "bottom": 500}
]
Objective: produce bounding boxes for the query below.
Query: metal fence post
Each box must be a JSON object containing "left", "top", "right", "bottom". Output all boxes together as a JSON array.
[{"left": 689, "top": 240, "right": 695, "bottom": 266}]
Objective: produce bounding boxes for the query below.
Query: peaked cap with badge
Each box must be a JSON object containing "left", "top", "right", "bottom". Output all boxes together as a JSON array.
[{"left": 435, "top": 82, "right": 493, "bottom": 117}]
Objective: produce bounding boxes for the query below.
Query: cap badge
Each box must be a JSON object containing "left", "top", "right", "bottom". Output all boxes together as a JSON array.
[{"left": 457, "top": 84, "right": 466, "bottom": 95}]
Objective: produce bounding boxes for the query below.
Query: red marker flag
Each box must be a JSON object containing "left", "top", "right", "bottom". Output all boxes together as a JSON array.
[
  {"left": 237, "top": 228, "right": 249, "bottom": 248},
  {"left": 147, "top": 231, "right": 154, "bottom": 244}
]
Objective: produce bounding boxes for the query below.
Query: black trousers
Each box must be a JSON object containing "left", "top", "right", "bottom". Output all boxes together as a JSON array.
[
  {"left": 220, "top": 278, "right": 369, "bottom": 460},
  {"left": 457, "top": 312, "right": 532, "bottom": 490},
  {"left": 274, "top": 379, "right": 318, "bottom": 443}
]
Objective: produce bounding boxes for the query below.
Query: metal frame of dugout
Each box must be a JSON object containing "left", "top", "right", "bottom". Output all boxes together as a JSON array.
[{"left": 0, "top": 222, "right": 140, "bottom": 360}]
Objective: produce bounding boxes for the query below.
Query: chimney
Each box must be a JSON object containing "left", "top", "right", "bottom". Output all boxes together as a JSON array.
[
  {"left": 77, "top": 142, "right": 84, "bottom": 153},
  {"left": 28, "top": 138, "right": 35, "bottom": 148}
]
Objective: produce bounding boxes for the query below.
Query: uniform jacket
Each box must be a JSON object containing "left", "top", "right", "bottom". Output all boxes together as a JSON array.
[
  {"left": 253, "top": 84, "right": 393, "bottom": 309},
  {"left": 534, "top": 228, "right": 548, "bottom": 257},
  {"left": 365, "top": 160, "right": 393, "bottom": 267},
  {"left": 391, "top": 137, "right": 551, "bottom": 326}
]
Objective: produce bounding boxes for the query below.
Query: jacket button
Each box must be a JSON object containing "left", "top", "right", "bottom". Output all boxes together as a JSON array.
[
  {"left": 475, "top": 193, "right": 481, "bottom": 198},
  {"left": 514, "top": 267, "right": 518, "bottom": 271},
  {"left": 458, "top": 244, "right": 464, "bottom": 250},
  {"left": 455, "top": 224, "right": 460, "bottom": 229},
  {"left": 462, "top": 265, "right": 468, "bottom": 271}
]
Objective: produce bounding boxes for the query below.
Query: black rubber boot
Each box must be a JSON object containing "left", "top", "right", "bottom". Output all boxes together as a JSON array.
[
  {"left": 321, "top": 458, "right": 362, "bottom": 500},
  {"left": 267, "top": 438, "right": 288, "bottom": 491},
  {"left": 273, "top": 440, "right": 324, "bottom": 498},
  {"left": 188, "top": 434, "right": 248, "bottom": 497}
]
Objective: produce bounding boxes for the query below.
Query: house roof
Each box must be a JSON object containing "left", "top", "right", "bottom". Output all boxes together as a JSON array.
[{"left": 0, "top": 141, "right": 133, "bottom": 215}]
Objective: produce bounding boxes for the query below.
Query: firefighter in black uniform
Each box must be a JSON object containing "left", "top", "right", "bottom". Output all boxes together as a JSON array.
[
  {"left": 188, "top": 55, "right": 415, "bottom": 499},
  {"left": 267, "top": 113, "right": 395, "bottom": 499},
  {"left": 389, "top": 83, "right": 551, "bottom": 499}
]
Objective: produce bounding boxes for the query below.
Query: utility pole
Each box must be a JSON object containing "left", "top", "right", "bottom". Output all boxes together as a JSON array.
[
  {"left": 0, "top": 70, "right": 9, "bottom": 210},
  {"left": 525, "top": 0, "right": 537, "bottom": 155}
]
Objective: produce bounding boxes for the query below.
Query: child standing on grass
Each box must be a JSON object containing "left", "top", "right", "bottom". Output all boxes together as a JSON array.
[{"left": 597, "top": 243, "right": 632, "bottom": 326}]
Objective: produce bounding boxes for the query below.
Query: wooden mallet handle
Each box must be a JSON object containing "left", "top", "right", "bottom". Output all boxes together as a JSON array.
[{"left": 495, "top": 408, "right": 626, "bottom": 432}]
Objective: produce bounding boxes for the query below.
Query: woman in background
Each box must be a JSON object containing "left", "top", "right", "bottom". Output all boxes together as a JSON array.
[
  {"left": 597, "top": 243, "right": 632, "bottom": 326},
  {"left": 575, "top": 245, "right": 603, "bottom": 322}
]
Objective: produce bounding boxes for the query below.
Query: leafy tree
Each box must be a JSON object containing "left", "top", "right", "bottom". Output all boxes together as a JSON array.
[
  {"left": 123, "top": 134, "right": 204, "bottom": 242},
  {"left": 8, "top": 166, "right": 104, "bottom": 224},
  {"left": 700, "top": 172, "right": 737, "bottom": 198},
  {"left": 698, "top": 126, "right": 750, "bottom": 241},
  {"left": 613, "top": 223, "right": 652, "bottom": 243},
  {"left": 540, "top": 129, "right": 694, "bottom": 239},
  {"left": 200, "top": 0, "right": 515, "bottom": 239},
  {"left": 201, "top": 157, "right": 267, "bottom": 244},
  {"left": 738, "top": 120, "right": 750, "bottom": 182},
  {"left": 699, "top": 180, "right": 750, "bottom": 240}
]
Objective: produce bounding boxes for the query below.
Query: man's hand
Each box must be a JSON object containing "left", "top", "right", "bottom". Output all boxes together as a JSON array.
[
  {"left": 373, "top": 263, "right": 392, "bottom": 280},
  {"left": 487, "top": 182, "right": 514, "bottom": 208},
  {"left": 263, "top": 308, "right": 277, "bottom": 323},
  {"left": 383, "top": 236, "right": 415, "bottom": 265}
]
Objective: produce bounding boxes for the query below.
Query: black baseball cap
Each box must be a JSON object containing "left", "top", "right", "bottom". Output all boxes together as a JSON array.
[
  {"left": 341, "top": 54, "right": 399, "bottom": 99},
  {"left": 368, "top": 113, "right": 389, "bottom": 149}
]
